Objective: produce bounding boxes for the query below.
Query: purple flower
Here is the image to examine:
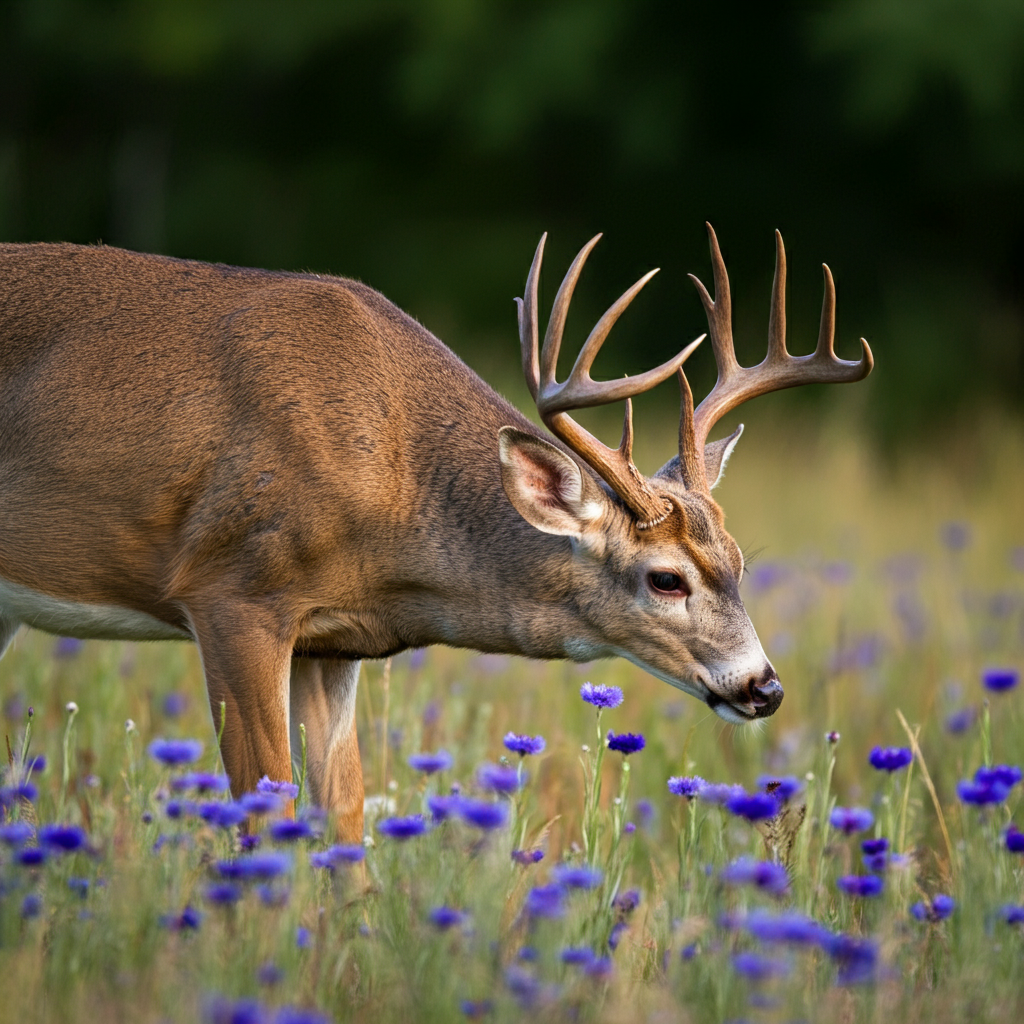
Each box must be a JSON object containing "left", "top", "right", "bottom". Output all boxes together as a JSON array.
[
  {"left": 579, "top": 682, "right": 623, "bottom": 709},
  {"left": 945, "top": 707, "right": 978, "bottom": 734},
  {"left": 552, "top": 864, "right": 603, "bottom": 889},
  {"left": 377, "top": 815, "right": 428, "bottom": 840},
  {"left": 1, "top": 783, "right": 38, "bottom": 805},
  {"left": 217, "top": 852, "right": 292, "bottom": 881},
  {"left": 982, "top": 668, "right": 1018, "bottom": 692},
  {"left": 829, "top": 806, "right": 874, "bottom": 834},
  {"left": 956, "top": 765, "right": 1019, "bottom": 805},
  {"left": 743, "top": 909, "right": 830, "bottom": 946},
  {"left": 199, "top": 801, "right": 248, "bottom": 829},
  {"left": 827, "top": 934, "right": 878, "bottom": 985},
  {"left": 511, "top": 849, "right": 544, "bottom": 865},
  {"left": 940, "top": 521, "right": 971, "bottom": 551},
  {"left": 1006, "top": 825, "right": 1024, "bottom": 853},
  {"left": 837, "top": 874, "right": 884, "bottom": 897},
  {"left": 240, "top": 792, "right": 284, "bottom": 816},
  {"left": 868, "top": 746, "right": 913, "bottom": 772},
  {"left": 428, "top": 906, "right": 465, "bottom": 930},
  {"left": 976, "top": 764, "right": 1023, "bottom": 788},
  {"left": 39, "top": 824, "right": 87, "bottom": 852},
  {"left": 561, "top": 947, "right": 596, "bottom": 967},
  {"left": 457, "top": 798, "right": 508, "bottom": 830},
  {"left": 503, "top": 733, "right": 546, "bottom": 757},
  {"left": 26, "top": 755, "right": 46, "bottom": 774},
  {"left": 204, "top": 996, "right": 265, "bottom": 1024},
  {"left": 172, "top": 772, "right": 231, "bottom": 795},
  {"left": 911, "top": 895, "right": 955, "bottom": 922},
  {"left": 67, "top": 877, "right": 90, "bottom": 897},
  {"left": 0, "top": 822, "right": 34, "bottom": 846},
  {"left": 160, "top": 905, "right": 202, "bottom": 930},
  {"left": 726, "top": 791, "right": 779, "bottom": 821},
  {"left": 148, "top": 738, "right": 204, "bottom": 766},
  {"left": 256, "top": 776, "right": 299, "bottom": 799},
  {"left": 21, "top": 893, "right": 43, "bottom": 919},
  {"left": 697, "top": 782, "right": 746, "bottom": 805},
  {"left": 606, "top": 731, "right": 645, "bottom": 755},
  {"left": 667, "top": 775, "right": 705, "bottom": 799},
  {"left": 257, "top": 962, "right": 283, "bottom": 986},
  {"left": 477, "top": 763, "right": 523, "bottom": 794},
  {"left": 720, "top": 858, "right": 789, "bottom": 895},
  {"left": 427, "top": 795, "right": 460, "bottom": 822},
  {"left": 613, "top": 889, "right": 640, "bottom": 915},
  {"left": 204, "top": 882, "right": 242, "bottom": 905},
  {"left": 757, "top": 775, "right": 802, "bottom": 802},
  {"left": 407, "top": 750, "right": 453, "bottom": 774},
  {"left": 269, "top": 819, "right": 317, "bottom": 843},
  {"left": 16, "top": 846, "right": 48, "bottom": 867},
  {"left": 309, "top": 844, "right": 365, "bottom": 870},
  {"left": 584, "top": 956, "right": 613, "bottom": 979},
  {"left": 161, "top": 692, "right": 188, "bottom": 718},
  {"left": 732, "top": 952, "right": 791, "bottom": 981},
  {"left": 459, "top": 999, "right": 494, "bottom": 1018},
  {"left": 861, "top": 837, "right": 889, "bottom": 856},
  {"left": 1000, "top": 905, "right": 1024, "bottom": 925},
  {"left": 275, "top": 1007, "right": 331, "bottom": 1024},
  {"left": 524, "top": 884, "right": 564, "bottom": 919},
  {"left": 54, "top": 637, "right": 84, "bottom": 658}
]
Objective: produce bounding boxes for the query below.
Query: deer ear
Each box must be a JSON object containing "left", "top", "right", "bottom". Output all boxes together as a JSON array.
[
  {"left": 498, "top": 427, "right": 609, "bottom": 537},
  {"left": 703, "top": 423, "right": 743, "bottom": 489}
]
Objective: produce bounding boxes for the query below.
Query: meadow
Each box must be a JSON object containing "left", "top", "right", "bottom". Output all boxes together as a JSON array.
[{"left": 1, "top": 410, "right": 1023, "bottom": 1024}]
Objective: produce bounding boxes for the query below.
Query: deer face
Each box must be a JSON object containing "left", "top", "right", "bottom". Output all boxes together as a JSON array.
[{"left": 499, "top": 428, "right": 782, "bottom": 723}]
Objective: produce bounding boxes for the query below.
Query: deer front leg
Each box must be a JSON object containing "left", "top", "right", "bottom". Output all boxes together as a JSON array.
[
  {"left": 289, "top": 657, "right": 364, "bottom": 843},
  {"left": 190, "top": 607, "right": 296, "bottom": 808}
]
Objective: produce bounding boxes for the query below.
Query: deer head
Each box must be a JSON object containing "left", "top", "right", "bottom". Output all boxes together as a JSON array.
[{"left": 499, "top": 225, "right": 873, "bottom": 723}]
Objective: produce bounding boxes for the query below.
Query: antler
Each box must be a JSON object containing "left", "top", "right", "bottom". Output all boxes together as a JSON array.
[
  {"left": 517, "top": 234, "right": 704, "bottom": 528},
  {"left": 681, "top": 223, "right": 873, "bottom": 491}
]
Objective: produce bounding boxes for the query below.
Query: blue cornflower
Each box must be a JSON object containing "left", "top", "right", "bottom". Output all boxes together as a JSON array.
[
  {"left": 861, "top": 837, "right": 889, "bottom": 856},
  {"left": 67, "top": 877, "right": 90, "bottom": 897},
  {"left": 239, "top": 834, "right": 262, "bottom": 852},
  {"left": 1, "top": 782, "right": 38, "bottom": 805},
  {"left": 837, "top": 874, "right": 884, "bottom": 897},
  {"left": 204, "top": 882, "right": 242, "bottom": 905},
  {"left": 511, "top": 848, "right": 544, "bottom": 865},
  {"left": 911, "top": 895, "right": 955, "bottom": 922},
  {"left": 579, "top": 682, "right": 623, "bottom": 709},
  {"left": 161, "top": 692, "right": 188, "bottom": 718},
  {"left": 697, "top": 782, "right": 746, "bottom": 805},
  {"left": 39, "top": 824, "right": 87, "bottom": 852},
  {"left": 269, "top": 819, "right": 317, "bottom": 843},
  {"left": 240, "top": 792, "right": 284, "bottom": 816},
  {"left": 308, "top": 844, "right": 365, "bottom": 870},
  {"left": 743, "top": 909, "right": 830, "bottom": 946},
  {"left": 217, "top": 852, "right": 292, "bottom": 881},
  {"left": 504, "top": 965, "right": 541, "bottom": 1008},
  {"left": 552, "top": 864, "right": 603, "bottom": 889},
  {"left": 407, "top": 750, "right": 453, "bottom": 774},
  {"left": 457, "top": 798, "right": 508, "bottom": 830},
  {"left": 868, "top": 746, "right": 913, "bottom": 772},
  {"left": 54, "top": 637, "right": 83, "bottom": 658},
  {"left": 165, "top": 800, "right": 197, "bottom": 820},
  {"left": 21, "top": 893, "right": 42, "bottom": 919},
  {"left": 977, "top": 764, "right": 1023, "bottom": 788},
  {"left": 26, "top": 754, "right": 47, "bottom": 774},
  {"left": 956, "top": 764, "right": 1020, "bottom": 805},
  {"left": 503, "top": 733, "right": 546, "bottom": 757},
  {"left": 257, "top": 962, "right": 283, "bottom": 986},
  {"left": 983, "top": 668, "right": 1019, "bottom": 692},
  {"left": 377, "top": 815, "right": 428, "bottom": 840},
  {"left": 171, "top": 772, "right": 230, "bottom": 794},
  {"left": 477, "top": 763, "right": 523, "bottom": 793},
  {"left": 613, "top": 889, "right": 640, "bottom": 914},
  {"left": 584, "top": 956, "right": 613, "bottom": 979},
  {"left": 0, "top": 822, "right": 34, "bottom": 846},
  {"left": 720, "top": 857, "right": 789, "bottom": 895},
  {"left": 561, "top": 947, "right": 596, "bottom": 967},
  {"left": 257, "top": 776, "right": 299, "bottom": 799},
  {"left": 945, "top": 707, "right": 977, "bottom": 734},
  {"left": 1006, "top": 825, "right": 1024, "bottom": 853},
  {"left": 827, "top": 933, "right": 878, "bottom": 985},
  {"left": 726, "top": 791, "right": 779, "bottom": 821},
  {"left": 147, "top": 738, "right": 204, "bottom": 766},
  {"left": 667, "top": 775, "right": 705, "bottom": 799},
  {"left": 199, "top": 801, "right": 248, "bottom": 829},
  {"left": 428, "top": 906, "right": 465, "bottom": 930},
  {"left": 757, "top": 775, "right": 802, "bottom": 802},
  {"left": 160, "top": 905, "right": 202, "bottom": 930},
  {"left": 732, "top": 952, "right": 791, "bottom": 981},
  {"left": 204, "top": 997, "right": 266, "bottom": 1024},
  {"left": 608, "top": 921, "right": 627, "bottom": 949},
  {"left": 606, "top": 731, "right": 645, "bottom": 755},
  {"left": 275, "top": 1007, "right": 332, "bottom": 1024},
  {"left": 1000, "top": 905, "right": 1024, "bottom": 925},
  {"left": 829, "top": 806, "right": 874, "bottom": 834},
  {"left": 16, "top": 846, "right": 48, "bottom": 867},
  {"left": 427, "top": 795, "right": 460, "bottom": 822},
  {"left": 524, "top": 884, "right": 564, "bottom": 918},
  {"left": 459, "top": 999, "right": 495, "bottom": 1018}
]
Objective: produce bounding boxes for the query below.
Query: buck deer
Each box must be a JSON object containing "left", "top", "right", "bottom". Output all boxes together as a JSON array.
[{"left": 0, "top": 225, "right": 871, "bottom": 840}]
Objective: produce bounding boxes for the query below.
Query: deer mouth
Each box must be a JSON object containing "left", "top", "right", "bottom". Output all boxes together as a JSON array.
[{"left": 705, "top": 693, "right": 758, "bottom": 724}]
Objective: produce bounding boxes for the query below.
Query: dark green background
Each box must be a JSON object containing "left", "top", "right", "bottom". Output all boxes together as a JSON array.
[{"left": 2, "top": 0, "right": 1022, "bottom": 436}]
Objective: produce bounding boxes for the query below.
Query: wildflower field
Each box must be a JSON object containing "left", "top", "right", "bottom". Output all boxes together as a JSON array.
[{"left": 1, "top": 414, "right": 1023, "bottom": 1024}]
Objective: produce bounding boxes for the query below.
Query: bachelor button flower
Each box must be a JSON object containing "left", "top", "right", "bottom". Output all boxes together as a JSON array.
[
  {"left": 257, "top": 962, "right": 283, "bottom": 987},
  {"left": 868, "top": 746, "right": 913, "bottom": 772},
  {"left": 504, "top": 733, "right": 546, "bottom": 757},
  {"left": 172, "top": 772, "right": 230, "bottom": 795},
  {"left": 428, "top": 906, "right": 465, "bottom": 930},
  {"left": 861, "top": 837, "right": 891, "bottom": 872},
  {"left": 511, "top": 849, "right": 544, "bottom": 865},
  {"left": 579, "top": 682, "right": 624, "bottom": 709},
  {"left": 477, "top": 763, "right": 523, "bottom": 793},
  {"left": 16, "top": 846, "right": 48, "bottom": 867},
  {"left": 204, "top": 997, "right": 266, "bottom": 1024},
  {"left": 217, "top": 852, "right": 292, "bottom": 881},
  {"left": 459, "top": 999, "right": 494, "bottom": 1018},
  {"left": 911, "top": 895, "right": 955, "bottom": 922},
  {"left": 732, "top": 952, "right": 791, "bottom": 981},
  {"left": 54, "top": 637, "right": 84, "bottom": 659},
  {"left": 1, "top": 782, "right": 38, "bottom": 805},
  {"left": 377, "top": 815, "right": 428, "bottom": 840},
  {"left": 148, "top": 738, "right": 204, "bottom": 765},
  {"left": 698, "top": 782, "right": 746, "bottom": 806},
  {"left": 720, "top": 857, "right": 789, "bottom": 896},
  {"left": 1006, "top": 825, "right": 1024, "bottom": 853},
  {"left": 427, "top": 795, "right": 460, "bottom": 822},
  {"left": 1000, "top": 905, "right": 1024, "bottom": 925},
  {"left": 552, "top": 864, "right": 603, "bottom": 889},
  {"left": 827, "top": 934, "right": 879, "bottom": 985},
  {"left": 309, "top": 844, "right": 365, "bottom": 870},
  {"left": 160, "top": 905, "right": 203, "bottom": 930},
  {"left": 668, "top": 775, "right": 705, "bottom": 799},
  {"left": 606, "top": 731, "right": 645, "bottom": 755},
  {"left": 829, "top": 806, "right": 874, "bottom": 834},
  {"left": 561, "top": 947, "right": 596, "bottom": 967},
  {"left": 837, "top": 874, "right": 884, "bottom": 897},
  {"left": 743, "top": 909, "right": 830, "bottom": 946},
  {"left": 757, "top": 775, "right": 802, "bottom": 802},
  {"left": 977, "top": 764, "right": 1023, "bottom": 788},
  {"left": 39, "top": 824, "right": 87, "bottom": 852},
  {"left": 945, "top": 707, "right": 977, "bottom": 734},
  {"left": 982, "top": 668, "right": 1019, "bottom": 692},
  {"left": 269, "top": 819, "right": 317, "bottom": 843},
  {"left": 956, "top": 765, "right": 1021, "bottom": 805},
  {"left": 200, "top": 801, "right": 248, "bottom": 829},
  {"left": 26, "top": 754, "right": 46, "bottom": 774},
  {"left": 256, "top": 776, "right": 299, "bottom": 799},
  {"left": 21, "top": 893, "right": 42, "bottom": 919},
  {"left": 525, "top": 884, "right": 564, "bottom": 919},
  {"left": 67, "top": 877, "right": 90, "bottom": 897},
  {"left": 584, "top": 956, "right": 613, "bottom": 979},
  {"left": 407, "top": 750, "right": 453, "bottom": 774},
  {"left": 457, "top": 798, "right": 509, "bottom": 830},
  {"left": 726, "top": 791, "right": 779, "bottom": 821},
  {"left": 0, "top": 822, "right": 34, "bottom": 846},
  {"left": 276, "top": 1007, "right": 332, "bottom": 1024},
  {"left": 161, "top": 692, "right": 188, "bottom": 718},
  {"left": 241, "top": 792, "right": 284, "bottom": 816},
  {"left": 204, "top": 882, "right": 242, "bottom": 905}
]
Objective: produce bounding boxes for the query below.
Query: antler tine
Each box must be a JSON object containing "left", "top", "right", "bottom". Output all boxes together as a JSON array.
[
  {"left": 515, "top": 233, "right": 546, "bottom": 402},
  {"left": 686, "top": 226, "right": 874, "bottom": 471},
  {"left": 540, "top": 234, "right": 602, "bottom": 391}
]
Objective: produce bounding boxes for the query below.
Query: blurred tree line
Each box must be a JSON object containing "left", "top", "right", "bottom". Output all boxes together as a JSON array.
[{"left": 1, "top": 0, "right": 1022, "bottom": 436}]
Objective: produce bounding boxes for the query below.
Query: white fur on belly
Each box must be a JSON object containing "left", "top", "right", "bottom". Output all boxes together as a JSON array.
[{"left": 0, "top": 576, "right": 190, "bottom": 642}]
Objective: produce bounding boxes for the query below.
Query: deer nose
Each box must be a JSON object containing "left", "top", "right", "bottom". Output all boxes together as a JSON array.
[{"left": 748, "top": 671, "right": 783, "bottom": 717}]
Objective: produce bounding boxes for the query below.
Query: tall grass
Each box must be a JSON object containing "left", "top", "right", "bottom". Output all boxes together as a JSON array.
[{"left": 1, "top": 414, "right": 1022, "bottom": 1023}]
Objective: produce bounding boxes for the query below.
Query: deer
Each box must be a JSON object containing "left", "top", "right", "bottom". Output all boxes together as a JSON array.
[{"left": 0, "top": 224, "right": 871, "bottom": 841}]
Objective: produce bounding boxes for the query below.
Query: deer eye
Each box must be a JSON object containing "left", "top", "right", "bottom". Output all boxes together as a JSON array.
[{"left": 648, "top": 571, "right": 687, "bottom": 596}]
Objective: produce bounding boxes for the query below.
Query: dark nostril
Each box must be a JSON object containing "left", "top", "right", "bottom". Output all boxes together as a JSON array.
[{"left": 748, "top": 674, "right": 784, "bottom": 716}]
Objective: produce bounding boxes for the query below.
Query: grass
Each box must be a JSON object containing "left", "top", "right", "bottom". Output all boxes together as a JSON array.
[{"left": 1, "top": 411, "right": 1023, "bottom": 1024}]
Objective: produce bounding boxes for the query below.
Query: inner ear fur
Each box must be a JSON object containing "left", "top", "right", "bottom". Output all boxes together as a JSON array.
[{"left": 498, "top": 427, "right": 610, "bottom": 538}]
